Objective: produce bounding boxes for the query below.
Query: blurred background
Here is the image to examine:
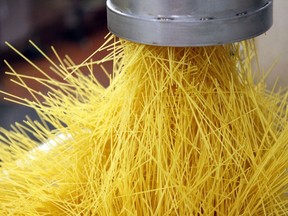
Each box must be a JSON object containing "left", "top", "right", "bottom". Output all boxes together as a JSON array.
[
  {"left": 256, "top": 0, "right": 288, "bottom": 89},
  {"left": 0, "top": 0, "right": 287, "bottom": 132},
  {"left": 0, "top": 0, "right": 108, "bottom": 132}
]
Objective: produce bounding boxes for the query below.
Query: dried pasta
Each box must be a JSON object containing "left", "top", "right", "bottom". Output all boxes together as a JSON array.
[{"left": 0, "top": 36, "right": 287, "bottom": 215}]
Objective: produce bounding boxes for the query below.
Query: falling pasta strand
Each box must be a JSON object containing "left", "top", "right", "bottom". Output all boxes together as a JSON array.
[{"left": 0, "top": 36, "right": 287, "bottom": 215}]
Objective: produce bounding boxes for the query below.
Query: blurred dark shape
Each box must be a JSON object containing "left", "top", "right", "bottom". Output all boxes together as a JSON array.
[
  {"left": 0, "top": 102, "right": 57, "bottom": 142},
  {"left": 0, "top": 0, "right": 106, "bottom": 67}
]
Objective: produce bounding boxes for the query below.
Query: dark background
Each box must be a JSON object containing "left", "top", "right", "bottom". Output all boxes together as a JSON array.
[{"left": 0, "top": 0, "right": 109, "bottom": 131}]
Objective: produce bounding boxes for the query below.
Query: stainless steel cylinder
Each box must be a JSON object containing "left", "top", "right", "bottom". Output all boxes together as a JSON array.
[{"left": 106, "top": 0, "right": 273, "bottom": 46}]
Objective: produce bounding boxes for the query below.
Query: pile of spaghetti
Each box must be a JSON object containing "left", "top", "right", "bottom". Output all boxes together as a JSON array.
[{"left": 0, "top": 36, "right": 287, "bottom": 215}]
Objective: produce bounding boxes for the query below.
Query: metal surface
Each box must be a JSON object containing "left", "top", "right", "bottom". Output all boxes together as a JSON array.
[{"left": 106, "top": 0, "right": 273, "bottom": 46}]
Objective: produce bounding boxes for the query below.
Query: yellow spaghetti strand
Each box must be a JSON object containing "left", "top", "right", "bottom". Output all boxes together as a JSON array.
[{"left": 0, "top": 37, "right": 287, "bottom": 215}]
